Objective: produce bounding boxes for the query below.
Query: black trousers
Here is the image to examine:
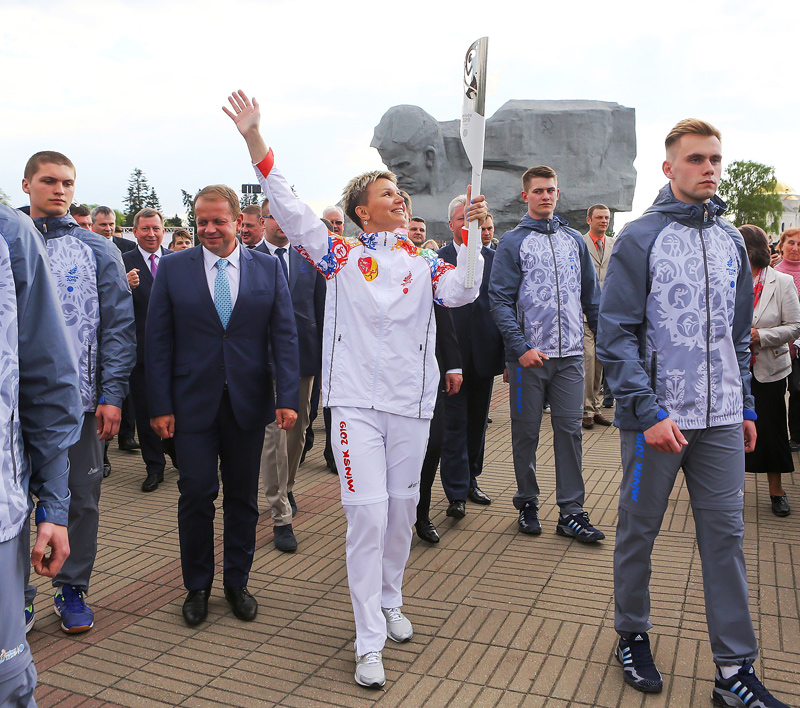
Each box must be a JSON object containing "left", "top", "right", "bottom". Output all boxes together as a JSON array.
[
  {"left": 118, "top": 392, "right": 136, "bottom": 441},
  {"left": 439, "top": 369, "right": 493, "bottom": 502},
  {"left": 174, "top": 390, "right": 266, "bottom": 590},
  {"left": 788, "top": 358, "right": 800, "bottom": 442},
  {"left": 417, "top": 389, "right": 447, "bottom": 522},
  {"left": 130, "top": 365, "right": 176, "bottom": 476}
]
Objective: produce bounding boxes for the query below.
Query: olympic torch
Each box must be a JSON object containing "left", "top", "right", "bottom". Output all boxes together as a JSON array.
[{"left": 460, "top": 36, "right": 488, "bottom": 289}]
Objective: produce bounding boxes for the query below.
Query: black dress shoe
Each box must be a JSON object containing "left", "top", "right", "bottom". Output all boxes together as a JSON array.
[
  {"left": 141, "top": 471, "right": 163, "bottom": 492},
  {"left": 224, "top": 586, "right": 258, "bottom": 621},
  {"left": 182, "top": 588, "right": 210, "bottom": 626},
  {"left": 103, "top": 462, "right": 111, "bottom": 478},
  {"left": 273, "top": 524, "right": 298, "bottom": 552},
  {"left": 288, "top": 491, "right": 298, "bottom": 517},
  {"left": 415, "top": 519, "right": 440, "bottom": 544},
  {"left": 467, "top": 486, "right": 492, "bottom": 505},
  {"left": 771, "top": 494, "right": 791, "bottom": 517},
  {"left": 118, "top": 437, "right": 140, "bottom": 451},
  {"left": 446, "top": 500, "right": 466, "bottom": 519}
]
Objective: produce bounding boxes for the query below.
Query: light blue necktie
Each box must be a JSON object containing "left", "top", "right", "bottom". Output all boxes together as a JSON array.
[{"left": 214, "top": 258, "right": 232, "bottom": 329}]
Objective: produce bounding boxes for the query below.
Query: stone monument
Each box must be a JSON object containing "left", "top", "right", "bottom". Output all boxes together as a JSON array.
[{"left": 370, "top": 100, "right": 637, "bottom": 242}]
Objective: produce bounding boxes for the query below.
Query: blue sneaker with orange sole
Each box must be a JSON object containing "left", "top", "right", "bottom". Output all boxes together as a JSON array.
[{"left": 54, "top": 585, "right": 94, "bottom": 634}]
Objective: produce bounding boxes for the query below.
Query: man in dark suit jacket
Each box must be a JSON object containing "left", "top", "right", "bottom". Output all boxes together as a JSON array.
[
  {"left": 254, "top": 198, "right": 325, "bottom": 552},
  {"left": 123, "top": 208, "right": 176, "bottom": 492},
  {"left": 146, "top": 185, "right": 299, "bottom": 627},
  {"left": 437, "top": 195, "right": 505, "bottom": 519}
]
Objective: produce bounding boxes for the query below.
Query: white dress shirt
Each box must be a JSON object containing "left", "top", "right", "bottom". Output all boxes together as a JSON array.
[
  {"left": 202, "top": 244, "right": 241, "bottom": 309},
  {"left": 264, "top": 240, "right": 290, "bottom": 280},
  {"left": 138, "top": 245, "right": 162, "bottom": 274},
  {"left": 246, "top": 237, "right": 266, "bottom": 250}
]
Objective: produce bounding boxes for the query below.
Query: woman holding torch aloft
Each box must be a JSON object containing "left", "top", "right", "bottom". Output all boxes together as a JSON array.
[{"left": 224, "top": 91, "right": 487, "bottom": 689}]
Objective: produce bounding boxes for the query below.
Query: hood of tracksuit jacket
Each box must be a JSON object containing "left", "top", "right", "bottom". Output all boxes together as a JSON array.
[
  {"left": 515, "top": 212, "right": 571, "bottom": 234},
  {"left": 644, "top": 183, "right": 729, "bottom": 227}
]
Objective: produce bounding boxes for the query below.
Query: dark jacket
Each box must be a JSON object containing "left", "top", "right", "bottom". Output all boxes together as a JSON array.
[
  {"left": 145, "top": 245, "right": 300, "bottom": 432},
  {"left": 438, "top": 242, "right": 504, "bottom": 378}
]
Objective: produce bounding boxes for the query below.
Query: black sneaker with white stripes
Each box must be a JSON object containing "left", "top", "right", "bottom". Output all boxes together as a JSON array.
[
  {"left": 556, "top": 512, "right": 605, "bottom": 543},
  {"left": 712, "top": 661, "right": 790, "bottom": 708},
  {"left": 616, "top": 632, "right": 663, "bottom": 693}
]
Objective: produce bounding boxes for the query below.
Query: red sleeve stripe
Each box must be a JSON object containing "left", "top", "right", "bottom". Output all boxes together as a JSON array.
[{"left": 255, "top": 148, "right": 275, "bottom": 177}]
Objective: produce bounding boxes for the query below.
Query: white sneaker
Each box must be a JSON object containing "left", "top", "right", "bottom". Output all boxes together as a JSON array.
[
  {"left": 355, "top": 651, "right": 385, "bottom": 688},
  {"left": 382, "top": 607, "right": 413, "bottom": 643}
]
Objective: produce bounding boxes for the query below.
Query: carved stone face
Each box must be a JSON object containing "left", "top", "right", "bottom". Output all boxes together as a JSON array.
[{"left": 376, "top": 143, "right": 436, "bottom": 195}]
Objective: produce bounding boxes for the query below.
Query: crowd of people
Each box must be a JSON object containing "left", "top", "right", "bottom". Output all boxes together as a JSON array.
[{"left": 0, "top": 93, "right": 794, "bottom": 707}]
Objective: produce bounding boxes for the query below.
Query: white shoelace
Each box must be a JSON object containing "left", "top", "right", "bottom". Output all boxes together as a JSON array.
[
  {"left": 358, "top": 651, "right": 382, "bottom": 664},
  {"left": 383, "top": 607, "right": 403, "bottom": 622}
]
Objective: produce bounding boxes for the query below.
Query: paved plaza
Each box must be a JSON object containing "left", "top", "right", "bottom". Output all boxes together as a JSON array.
[{"left": 28, "top": 383, "right": 799, "bottom": 707}]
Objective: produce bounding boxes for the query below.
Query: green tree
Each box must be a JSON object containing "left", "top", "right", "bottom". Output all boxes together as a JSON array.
[
  {"left": 123, "top": 168, "right": 162, "bottom": 226},
  {"left": 181, "top": 189, "right": 198, "bottom": 229},
  {"left": 240, "top": 192, "right": 259, "bottom": 211},
  {"left": 0, "top": 187, "right": 12, "bottom": 206},
  {"left": 164, "top": 214, "right": 183, "bottom": 228},
  {"left": 718, "top": 160, "right": 783, "bottom": 233}
]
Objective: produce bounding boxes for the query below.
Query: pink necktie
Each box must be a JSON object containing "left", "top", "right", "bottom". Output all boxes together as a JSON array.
[{"left": 150, "top": 253, "right": 158, "bottom": 277}]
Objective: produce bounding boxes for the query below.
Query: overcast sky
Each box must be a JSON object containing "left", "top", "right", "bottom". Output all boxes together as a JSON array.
[{"left": 3, "top": 0, "right": 798, "bottom": 231}]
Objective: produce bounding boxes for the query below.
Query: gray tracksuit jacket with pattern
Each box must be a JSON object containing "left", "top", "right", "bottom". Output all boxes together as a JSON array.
[
  {"left": 489, "top": 213, "right": 601, "bottom": 360},
  {"left": 597, "top": 184, "right": 755, "bottom": 431},
  {"left": 0, "top": 206, "right": 82, "bottom": 542},
  {"left": 31, "top": 214, "right": 135, "bottom": 413}
]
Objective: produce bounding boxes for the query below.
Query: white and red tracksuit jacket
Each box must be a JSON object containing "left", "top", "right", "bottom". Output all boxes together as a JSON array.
[{"left": 253, "top": 152, "right": 482, "bottom": 420}]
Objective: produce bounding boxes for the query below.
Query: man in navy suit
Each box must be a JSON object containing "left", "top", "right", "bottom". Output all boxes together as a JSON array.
[
  {"left": 256, "top": 197, "right": 325, "bottom": 552},
  {"left": 437, "top": 195, "right": 505, "bottom": 519},
  {"left": 123, "top": 208, "right": 176, "bottom": 492},
  {"left": 146, "top": 185, "right": 299, "bottom": 627}
]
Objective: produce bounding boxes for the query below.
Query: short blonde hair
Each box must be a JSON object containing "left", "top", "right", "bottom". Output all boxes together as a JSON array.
[
  {"left": 195, "top": 184, "right": 240, "bottom": 219},
  {"left": 665, "top": 119, "right": 721, "bottom": 152},
  {"left": 341, "top": 170, "right": 397, "bottom": 229}
]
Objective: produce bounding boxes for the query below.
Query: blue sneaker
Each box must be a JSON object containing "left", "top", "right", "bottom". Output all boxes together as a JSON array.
[
  {"left": 24, "top": 604, "right": 35, "bottom": 634},
  {"left": 53, "top": 585, "right": 94, "bottom": 634},
  {"left": 712, "top": 661, "right": 790, "bottom": 707},
  {"left": 556, "top": 512, "right": 605, "bottom": 543},
  {"left": 518, "top": 502, "right": 542, "bottom": 535},
  {"left": 616, "top": 632, "right": 663, "bottom": 693}
]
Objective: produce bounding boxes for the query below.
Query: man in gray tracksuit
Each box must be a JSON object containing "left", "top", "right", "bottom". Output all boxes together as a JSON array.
[
  {"left": 0, "top": 204, "right": 82, "bottom": 706},
  {"left": 598, "top": 119, "right": 789, "bottom": 707},
  {"left": 489, "top": 165, "right": 604, "bottom": 543},
  {"left": 21, "top": 151, "right": 136, "bottom": 635}
]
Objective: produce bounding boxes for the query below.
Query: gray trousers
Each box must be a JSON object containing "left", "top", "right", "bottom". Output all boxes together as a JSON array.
[
  {"left": 54, "top": 413, "right": 104, "bottom": 592},
  {"left": 260, "top": 376, "right": 314, "bottom": 527},
  {"left": 509, "top": 356, "right": 586, "bottom": 515},
  {"left": 614, "top": 424, "right": 758, "bottom": 666},
  {"left": 0, "top": 534, "right": 37, "bottom": 707}
]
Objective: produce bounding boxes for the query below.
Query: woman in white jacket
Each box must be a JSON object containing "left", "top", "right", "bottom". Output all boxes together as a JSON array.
[
  {"left": 224, "top": 91, "right": 487, "bottom": 688},
  {"left": 740, "top": 225, "right": 800, "bottom": 517}
]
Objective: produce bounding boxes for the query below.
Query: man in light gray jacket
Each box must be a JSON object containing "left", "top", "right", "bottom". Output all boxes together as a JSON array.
[
  {"left": 0, "top": 204, "right": 82, "bottom": 706},
  {"left": 597, "top": 119, "right": 789, "bottom": 707},
  {"left": 489, "top": 165, "right": 604, "bottom": 543},
  {"left": 21, "top": 151, "right": 135, "bottom": 635}
]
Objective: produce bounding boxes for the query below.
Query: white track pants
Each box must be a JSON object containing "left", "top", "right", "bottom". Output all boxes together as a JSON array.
[{"left": 330, "top": 407, "right": 430, "bottom": 655}]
